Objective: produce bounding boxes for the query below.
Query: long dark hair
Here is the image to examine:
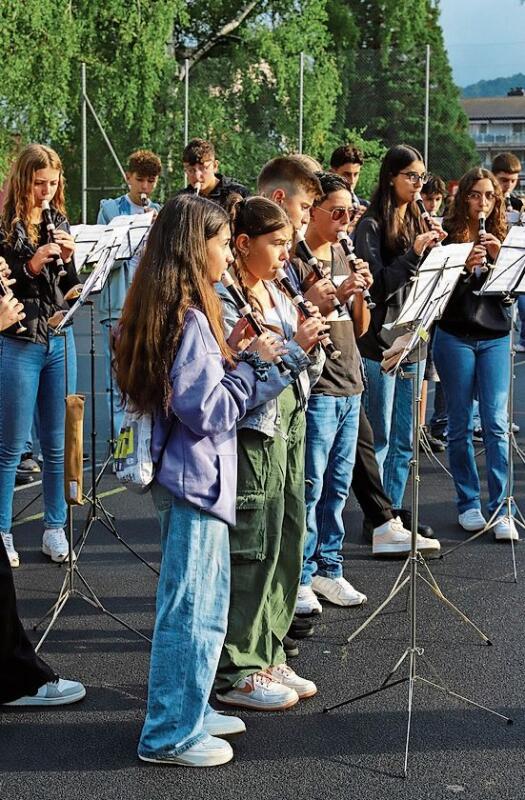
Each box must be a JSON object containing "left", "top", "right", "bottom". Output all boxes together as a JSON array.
[
  {"left": 362, "top": 144, "right": 426, "bottom": 256},
  {"left": 230, "top": 196, "right": 290, "bottom": 313},
  {"left": 443, "top": 167, "right": 507, "bottom": 244},
  {"left": 115, "top": 194, "right": 234, "bottom": 414}
]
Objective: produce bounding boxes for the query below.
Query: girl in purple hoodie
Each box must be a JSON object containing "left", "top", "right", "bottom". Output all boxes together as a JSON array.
[{"left": 115, "top": 194, "right": 282, "bottom": 768}]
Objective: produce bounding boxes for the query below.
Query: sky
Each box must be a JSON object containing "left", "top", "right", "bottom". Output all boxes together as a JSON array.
[{"left": 439, "top": 0, "right": 525, "bottom": 87}]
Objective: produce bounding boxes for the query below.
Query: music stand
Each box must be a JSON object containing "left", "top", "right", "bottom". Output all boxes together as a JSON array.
[{"left": 323, "top": 242, "right": 511, "bottom": 777}]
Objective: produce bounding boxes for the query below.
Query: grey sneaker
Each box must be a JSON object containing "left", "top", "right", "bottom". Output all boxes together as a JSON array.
[{"left": 3, "top": 678, "right": 86, "bottom": 706}]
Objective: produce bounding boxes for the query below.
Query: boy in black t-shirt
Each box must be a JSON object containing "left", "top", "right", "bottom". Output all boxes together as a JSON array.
[{"left": 178, "top": 138, "right": 249, "bottom": 209}]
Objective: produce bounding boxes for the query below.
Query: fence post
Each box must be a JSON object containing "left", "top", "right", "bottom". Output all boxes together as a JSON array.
[
  {"left": 81, "top": 62, "right": 87, "bottom": 224},
  {"left": 424, "top": 45, "right": 430, "bottom": 167},
  {"left": 298, "top": 52, "right": 305, "bottom": 154},
  {"left": 184, "top": 58, "right": 190, "bottom": 146}
]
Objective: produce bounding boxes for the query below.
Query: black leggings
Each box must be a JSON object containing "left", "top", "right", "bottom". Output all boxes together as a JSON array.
[
  {"left": 0, "top": 538, "right": 56, "bottom": 703},
  {"left": 351, "top": 405, "right": 395, "bottom": 527}
]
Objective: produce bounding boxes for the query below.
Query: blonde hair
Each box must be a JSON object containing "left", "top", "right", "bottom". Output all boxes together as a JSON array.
[{"left": 1, "top": 144, "right": 66, "bottom": 245}]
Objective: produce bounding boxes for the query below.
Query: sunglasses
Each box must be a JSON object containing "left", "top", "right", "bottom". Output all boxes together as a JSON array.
[{"left": 315, "top": 205, "right": 357, "bottom": 222}]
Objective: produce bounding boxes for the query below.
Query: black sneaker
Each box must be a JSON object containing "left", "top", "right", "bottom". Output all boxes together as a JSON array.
[
  {"left": 420, "top": 426, "right": 446, "bottom": 453},
  {"left": 17, "top": 453, "right": 41, "bottom": 474},
  {"left": 283, "top": 635, "right": 299, "bottom": 659},
  {"left": 393, "top": 508, "right": 435, "bottom": 539},
  {"left": 289, "top": 616, "right": 315, "bottom": 640},
  {"left": 473, "top": 428, "right": 483, "bottom": 444}
]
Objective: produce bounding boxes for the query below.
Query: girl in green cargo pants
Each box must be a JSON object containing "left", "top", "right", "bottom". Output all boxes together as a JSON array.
[{"left": 215, "top": 196, "right": 326, "bottom": 711}]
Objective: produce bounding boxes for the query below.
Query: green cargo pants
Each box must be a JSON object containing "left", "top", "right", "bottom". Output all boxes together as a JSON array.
[{"left": 216, "top": 386, "right": 306, "bottom": 691}]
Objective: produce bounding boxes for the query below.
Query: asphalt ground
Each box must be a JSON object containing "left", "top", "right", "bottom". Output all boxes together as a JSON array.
[{"left": 1, "top": 307, "right": 524, "bottom": 800}]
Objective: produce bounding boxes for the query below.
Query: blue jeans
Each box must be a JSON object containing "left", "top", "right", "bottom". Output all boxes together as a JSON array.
[
  {"left": 100, "top": 320, "right": 124, "bottom": 439},
  {"left": 0, "top": 329, "right": 77, "bottom": 532},
  {"left": 363, "top": 357, "right": 424, "bottom": 509},
  {"left": 518, "top": 296, "right": 525, "bottom": 347},
  {"left": 301, "top": 393, "right": 361, "bottom": 585},
  {"left": 138, "top": 484, "right": 230, "bottom": 759},
  {"left": 433, "top": 328, "right": 510, "bottom": 515}
]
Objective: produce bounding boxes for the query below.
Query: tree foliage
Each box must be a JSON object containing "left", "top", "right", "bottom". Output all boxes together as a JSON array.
[{"left": 0, "top": 0, "right": 477, "bottom": 219}]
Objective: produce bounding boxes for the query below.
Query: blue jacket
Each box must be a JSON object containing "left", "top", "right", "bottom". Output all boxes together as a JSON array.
[
  {"left": 217, "top": 280, "right": 325, "bottom": 438},
  {"left": 96, "top": 195, "right": 161, "bottom": 319},
  {"left": 151, "top": 307, "right": 257, "bottom": 526}
]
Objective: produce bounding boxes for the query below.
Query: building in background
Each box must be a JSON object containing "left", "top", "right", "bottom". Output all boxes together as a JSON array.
[{"left": 461, "top": 89, "right": 525, "bottom": 193}]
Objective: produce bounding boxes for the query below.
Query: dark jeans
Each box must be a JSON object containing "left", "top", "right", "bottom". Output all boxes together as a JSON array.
[
  {"left": 351, "top": 406, "right": 394, "bottom": 528},
  {"left": 0, "top": 538, "right": 56, "bottom": 703}
]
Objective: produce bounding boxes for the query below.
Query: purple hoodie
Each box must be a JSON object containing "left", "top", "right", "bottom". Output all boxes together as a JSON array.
[{"left": 151, "top": 307, "right": 256, "bottom": 526}]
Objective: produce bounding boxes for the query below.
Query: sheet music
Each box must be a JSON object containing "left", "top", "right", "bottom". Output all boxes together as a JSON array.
[
  {"left": 387, "top": 242, "right": 472, "bottom": 328},
  {"left": 479, "top": 226, "right": 525, "bottom": 295}
]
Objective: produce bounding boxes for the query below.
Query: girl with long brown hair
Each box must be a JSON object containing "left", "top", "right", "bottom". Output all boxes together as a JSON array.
[
  {"left": 0, "top": 144, "right": 79, "bottom": 568},
  {"left": 433, "top": 168, "right": 515, "bottom": 540},
  {"left": 354, "top": 144, "right": 444, "bottom": 538},
  {"left": 215, "top": 196, "right": 327, "bottom": 711},
  {"left": 116, "top": 193, "right": 283, "bottom": 768}
]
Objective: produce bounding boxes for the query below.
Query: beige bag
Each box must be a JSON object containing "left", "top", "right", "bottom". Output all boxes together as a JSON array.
[{"left": 64, "top": 394, "right": 85, "bottom": 505}]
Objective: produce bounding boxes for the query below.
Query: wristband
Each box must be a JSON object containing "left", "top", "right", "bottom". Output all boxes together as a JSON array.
[{"left": 23, "top": 260, "right": 38, "bottom": 279}]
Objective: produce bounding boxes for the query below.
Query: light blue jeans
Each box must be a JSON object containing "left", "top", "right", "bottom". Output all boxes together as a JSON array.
[
  {"left": 0, "top": 329, "right": 77, "bottom": 532},
  {"left": 433, "top": 328, "right": 510, "bottom": 515},
  {"left": 518, "top": 296, "right": 525, "bottom": 347},
  {"left": 363, "top": 357, "right": 424, "bottom": 510},
  {"left": 301, "top": 393, "right": 361, "bottom": 585},
  {"left": 138, "top": 484, "right": 230, "bottom": 759}
]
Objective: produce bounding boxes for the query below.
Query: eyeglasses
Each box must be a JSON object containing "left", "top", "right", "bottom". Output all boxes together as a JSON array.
[
  {"left": 398, "top": 171, "right": 431, "bottom": 185},
  {"left": 315, "top": 205, "right": 356, "bottom": 222},
  {"left": 183, "top": 160, "right": 214, "bottom": 176},
  {"left": 467, "top": 191, "right": 496, "bottom": 201}
]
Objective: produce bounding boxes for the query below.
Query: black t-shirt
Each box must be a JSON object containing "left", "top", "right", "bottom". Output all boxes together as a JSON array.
[{"left": 292, "top": 245, "right": 363, "bottom": 397}]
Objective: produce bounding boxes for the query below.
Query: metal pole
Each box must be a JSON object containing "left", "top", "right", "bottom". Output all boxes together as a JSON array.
[
  {"left": 424, "top": 44, "right": 430, "bottom": 167},
  {"left": 81, "top": 62, "right": 87, "bottom": 224},
  {"left": 83, "top": 93, "right": 127, "bottom": 184},
  {"left": 299, "top": 52, "right": 304, "bottom": 154},
  {"left": 184, "top": 58, "right": 190, "bottom": 146}
]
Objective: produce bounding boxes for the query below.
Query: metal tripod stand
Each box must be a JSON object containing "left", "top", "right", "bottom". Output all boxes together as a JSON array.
[
  {"left": 324, "top": 342, "right": 512, "bottom": 777},
  {"left": 33, "top": 325, "right": 152, "bottom": 650}
]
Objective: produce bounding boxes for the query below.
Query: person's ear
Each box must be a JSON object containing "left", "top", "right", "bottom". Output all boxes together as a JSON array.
[
  {"left": 235, "top": 233, "right": 250, "bottom": 257},
  {"left": 213, "top": 159, "right": 219, "bottom": 172},
  {"left": 271, "top": 188, "right": 286, "bottom": 205}
]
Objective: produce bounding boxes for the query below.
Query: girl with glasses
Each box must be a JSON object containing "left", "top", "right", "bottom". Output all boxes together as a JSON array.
[
  {"left": 432, "top": 168, "right": 516, "bottom": 540},
  {"left": 354, "top": 144, "right": 443, "bottom": 537}
]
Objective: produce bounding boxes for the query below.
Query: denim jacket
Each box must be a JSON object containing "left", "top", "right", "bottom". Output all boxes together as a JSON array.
[
  {"left": 217, "top": 281, "right": 325, "bottom": 438},
  {"left": 96, "top": 195, "right": 161, "bottom": 319},
  {"left": 151, "top": 307, "right": 258, "bottom": 526}
]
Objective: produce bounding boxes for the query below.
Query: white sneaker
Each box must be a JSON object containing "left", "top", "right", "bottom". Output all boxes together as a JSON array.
[
  {"left": 216, "top": 671, "right": 299, "bottom": 711},
  {"left": 295, "top": 584, "right": 322, "bottom": 616},
  {"left": 458, "top": 509, "right": 487, "bottom": 532},
  {"left": 203, "top": 709, "right": 246, "bottom": 737},
  {"left": 312, "top": 575, "right": 367, "bottom": 607},
  {"left": 493, "top": 515, "right": 519, "bottom": 542},
  {"left": 1, "top": 532, "right": 19, "bottom": 568},
  {"left": 373, "top": 517, "right": 441, "bottom": 558},
  {"left": 139, "top": 734, "right": 233, "bottom": 767},
  {"left": 3, "top": 678, "right": 86, "bottom": 706},
  {"left": 512, "top": 422, "right": 520, "bottom": 434},
  {"left": 267, "top": 663, "right": 317, "bottom": 699},
  {"left": 514, "top": 343, "right": 525, "bottom": 353},
  {"left": 42, "top": 528, "right": 76, "bottom": 563}
]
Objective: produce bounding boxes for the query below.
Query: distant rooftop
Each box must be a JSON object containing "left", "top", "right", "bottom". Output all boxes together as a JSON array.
[{"left": 461, "top": 95, "right": 525, "bottom": 120}]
